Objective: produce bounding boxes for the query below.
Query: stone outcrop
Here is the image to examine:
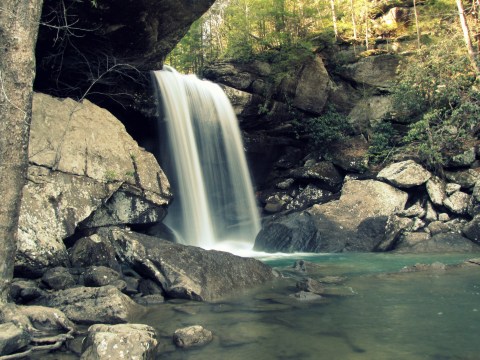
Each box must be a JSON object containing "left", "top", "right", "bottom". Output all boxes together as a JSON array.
[
  {"left": 81, "top": 324, "right": 158, "bottom": 360},
  {"left": 16, "top": 93, "right": 171, "bottom": 276},
  {"left": 377, "top": 160, "right": 432, "bottom": 188},
  {"left": 107, "top": 228, "right": 277, "bottom": 301}
]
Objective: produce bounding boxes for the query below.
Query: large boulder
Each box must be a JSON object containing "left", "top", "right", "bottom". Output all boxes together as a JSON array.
[
  {"left": 445, "top": 169, "right": 480, "bottom": 189},
  {"left": 377, "top": 160, "right": 432, "bottom": 188},
  {"left": 255, "top": 179, "right": 408, "bottom": 252},
  {"left": 289, "top": 161, "right": 343, "bottom": 191},
  {"left": 395, "top": 233, "right": 480, "bottom": 253},
  {"left": 16, "top": 93, "right": 171, "bottom": 275},
  {"left": 81, "top": 324, "right": 157, "bottom": 360},
  {"left": 106, "top": 228, "right": 276, "bottom": 301},
  {"left": 33, "top": 285, "right": 143, "bottom": 324}
]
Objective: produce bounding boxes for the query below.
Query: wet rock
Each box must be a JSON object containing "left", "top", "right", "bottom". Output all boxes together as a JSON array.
[
  {"left": 292, "top": 260, "right": 307, "bottom": 272},
  {"left": 69, "top": 234, "right": 119, "bottom": 270},
  {"left": 83, "top": 266, "right": 122, "bottom": 287},
  {"left": 377, "top": 160, "right": 431, "bottom": 188},
  {"left": 135, "top": 295, "right": 165, "bottom": 306},
  {"left": 289, "top": 161, "right": 343, "bottom": 191},
  {"left": 33, "top": 285, "right": 143, "bottom": 324},
  {"left": 81, "top": 324, "right": 157, "bottom": 360},
  {"left": 9, "top": 280, "right": 45, "bottom": 304},
  {"left": 443, "top": 191, "right": 470, "bottom": 215},
  {"left": 289, "top": 291, "right": 323, "bottom": 301},
  {"left": 376, "top": 215, "right": 413, "bottom": 251},
  {"left": 426, "top": 176, "right": 447, "bottom": 206},
  {"left": 292, "top": 56, "right": 331, "bottom": 115},
  {"left": 173, "top": 325, "right": 213, "bottom": 348},
  {"left": 108, "top": 228, "right": 276, "bottom": 301},
  {"left": 0, "top": 322, "right": 30, "bottom": 357},
  {"left": 296, "top": 278, "right": 325, "bottom": 294},
  {"left": 41, "top": 267, "right": 76, "bottom": 290},
  {"left": 399, "top": 262, "right": 447, "bottom": 272},
  {"left": 396, "top": 233, "right": 480, "bottom": 253},
  {"left": 445, "top": 169, "right": 480, "bottom": 189},
  {"left": 462, "top": 215, "right": 480, "bottom": 244}
]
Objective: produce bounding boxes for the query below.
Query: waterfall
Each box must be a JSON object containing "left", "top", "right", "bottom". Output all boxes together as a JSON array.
[{"left": 152, "top": 67, "right": 260, "bottom": 250}]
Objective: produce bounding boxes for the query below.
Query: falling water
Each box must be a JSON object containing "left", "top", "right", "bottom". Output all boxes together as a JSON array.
[{"left": 152, "top": 67, "right": 260, "bottom": 250}]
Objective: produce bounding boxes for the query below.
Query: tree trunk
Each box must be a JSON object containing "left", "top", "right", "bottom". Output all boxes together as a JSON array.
[
  {"left": 0, "top": 0, "right": 44, "bottom": 304},
  {"left": 330, "top": 0, "right": 338, "bottom": 41},
  {"left": 456, "top": 0, "right": 480, "bottom": 75},
  {"left": 413, "top": 0, "right": 421, "bottom": 49}
]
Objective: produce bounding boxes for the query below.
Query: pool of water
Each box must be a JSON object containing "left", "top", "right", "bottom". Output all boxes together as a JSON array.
[
  {"left": 34, "top": 253, "right": 480, "bottom": 359},
  {"left": 134, "top": 253, "right": 480, "bottom": 360}
]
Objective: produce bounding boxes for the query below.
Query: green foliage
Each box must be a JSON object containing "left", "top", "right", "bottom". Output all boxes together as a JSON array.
[
  {"left": 367, "top": 121, "right": 398, "bottom": 164},
  {"left": 304, "top": 106, "right": 352, "bottom": 150},
  {"left": 104, "top": 170, "right": 117, "bottom": 183}
]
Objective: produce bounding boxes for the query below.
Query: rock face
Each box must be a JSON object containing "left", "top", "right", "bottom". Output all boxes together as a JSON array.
[
  {"left": 81, "top": 324, "right": 158, "bottom": 360},
  {"left": 255, "top": 179, "right": 408, "bottom": 252},
  {"left": 395, "top": 233, "right": 480, "bottom": 253},
  {"left": 107, "top": 228, "right": 276, "bottom": 301},
  {"left": 16, "top": 93, "right": 171, "bottom": 276}
]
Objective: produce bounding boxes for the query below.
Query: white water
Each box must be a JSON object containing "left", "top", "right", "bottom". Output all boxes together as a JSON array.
[{"left": 152, "top": 67, "right": 261, "bottom": 250}]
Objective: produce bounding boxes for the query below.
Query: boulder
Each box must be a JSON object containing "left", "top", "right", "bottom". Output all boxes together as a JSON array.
[
  {"left": 395, "top": 233, "right": 480, "bottom": 253},
  {"left": 341, "top": 54, "right": 400, "bottom": 90},
  {"left": 173, "top": 325, "right": 213, "bottom": 348},
  {"left": 443, "top": 191, "right": 470, "bottom": 215},
  {"left": 33, "top": 285, "right": 143, "bottom": 324},
  {"left": 41, "top": 267, "right": 76, "bottom": 290},
  {"left": 289, "top": 161, "right": 343, "bottom": 191},
  {"left": 81, "top": 324, "right": 157, "bottom": 360},
  {"left": 0, "top": 322, "right": 30, "bottom": 358},
  {"left": 16, "top": 93, "right": 171, "bottom": 275},
  {"left": 468, "top": 181, "right": 480, "bottom": 217},
  {"left": 292, "top": 56, "right": 331, "bottom": 115},
  {"left": 424, "top": 201, "right": 438, "bottom": 222},
  {"left": 445, "top": 169, "right": 480, "bottom": 189},
  {"left": 446, "top": 183, "right": 462, "bottom": 195},
  {"left": 445, "top": 147, "right": 476, "bottom": 168},
  {"left": 327, "top": 136, "right": 369, "bottom": 172},
  {"left": 9, "top": 280, "right": 45, "bottom": 304},
  {"left": 376, "top": 215, "right": 413, "bottom": 251},
  {"left": 463, "top": 216, "right": 480, "bottom": 244},
  {"left": 69, "top": 234, "right": 119, "bottom": 270},
  {"left": 286, "top": 185, "right": 333, "bottom": 210},
  {"left": 347, "top": 96, "right": 393, "bottom": 134},
  {"left": 83, "top": 266, "right": 122, "bottom": 287},
  {"left": 377, "top": 160, "right": 431, "bottom": 188},
  {"left": 296, "top": 278, "right": 325, "bottom": 294},
  {"left": 107, "top": 228, "right": 276, "bottom": 301},
  {"left": 399, "top": 202, "right": 425, "bottom": 218},
  {"left": 256, "top": 179, "right": 408, "bottom": 252},
  {"left": 426, "top": 176, "right": 447, "bottom": 206}
]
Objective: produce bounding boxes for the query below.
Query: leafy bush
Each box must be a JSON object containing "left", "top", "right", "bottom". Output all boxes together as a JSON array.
[
  {"left": 367, "top": 121, "right": 398, "bottom": 165},
  {"left": 304, "top": 106, "right": 352, "bottom": 150}
]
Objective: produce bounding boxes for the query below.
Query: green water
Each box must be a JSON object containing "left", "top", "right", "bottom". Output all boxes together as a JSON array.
[{"left": 140, "top": 253, "right": 480, "bottom": 360}]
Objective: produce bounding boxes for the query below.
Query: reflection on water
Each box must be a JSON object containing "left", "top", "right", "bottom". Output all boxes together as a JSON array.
[{"left": 139, "top": 253, "right": 480, "bottom": 360}]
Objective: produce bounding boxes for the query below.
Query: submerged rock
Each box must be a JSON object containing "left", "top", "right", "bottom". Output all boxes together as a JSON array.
[
  {"left": 173, "top": 325, "right": 213, "bottom": 348},
  {"left": 81, "top": 324, "right": 158, "bottom": 360},
  {"left": 395, "top": 233, "right": 480, "bottom": 253},
  {"left": 107, "top": 228, "right": 276, "bottom": 301}
]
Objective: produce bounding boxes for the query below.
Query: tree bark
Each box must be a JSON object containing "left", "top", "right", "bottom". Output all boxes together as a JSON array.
[
  {"left": 0, "top": 0, "right": 44, "bottom": 304},
  {"left": 330, "top": 0, "right": 338, "bottom": 41},
  {"left": 456, "top": 0, "right": 480, "bottom": 75}
]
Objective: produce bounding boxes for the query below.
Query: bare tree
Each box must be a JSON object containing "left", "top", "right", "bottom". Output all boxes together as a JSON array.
[
  {"left": 413, "top": 0, "right": 421, "bottom": 49},
  {"left": 0, "top": 0, "right": 44, "bottom": 303},
  {"left": 456, "top": 0, "right": 480, "bottom": 75},
  {"left": 330, "top": 0, "right": 338, "bottom": 41}
]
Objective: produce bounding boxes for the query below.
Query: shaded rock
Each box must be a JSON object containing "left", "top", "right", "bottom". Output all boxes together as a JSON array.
[
  {"left": 276, "top": 178, "right": 295, "bottom": 190},
  {"left": 377, "top": 160, "right": 431, "bottom": 188},
  {"left": 328, "top": 136, "right": 369, "bottom": 172},
  {"left": 443, "top": 191, "right": 470, "bottom": 215},
  {"left": 348, "top": 96, "right": 393, "bottom": 135},
  {"left": 108, "top": 228, "right": 276, "bottom": 301},
  {"left": 292, "top": 260, "right": 307, "bottom": 272},
  {"left": 81, "top": 324, "right": 157, "bottom": 360},
  {"left": 275, "top": 148, "right": 303, "bottom": 170},
  {"left": 286, "top": 185, "right": 333, "bottom": 210},
  {"left": 69, "top": 234, "right": 119, "bottom": 270},
  {"left": 290, "top": 161, "right": 343, "bottom": 191},
  {"left": 135, "top": 295, "right": 165, "bottom": 306},
  {"left": 376, "top": 215, "right": 413, "bottom": 251},
  {"left": 425, "top": 201, "right": 438, "bottom": 222},
  {"left": 446, "top": 147, "right": 476, "bottom": 168},
  {"left": 203, "top": 62, "right": 254, "bottom": 90},
  {"left": 173, "top": 325, "right": 213, "bottom": 348},
  {"left": 463, "top": 216, "right": 480, "bottom": 244},
  {"left": 0, "top": 322, "right": 30, "bottom": 357},
  {"left": 289, "top": 291, "right": 323, "bottom": 301},
  {"left": 33, "top": 285, "right": 143, "bottom": 324},
  {"left": 83, "top": 266, "right": 122, "bottom": 287},
  {"left": 427, "top": 221, "right": 452, "bottom": 236},
  {"left": 468, "top": 181, "right": 480, "bottom": 217},
  {"left": 254, "top": 212, "right": 318, "bottom": 252},
  {"left": 426, "top": 176, "right": 447, "bottom": 206},
  {"left": 395, "top": 232, "right": 431, "bottom": 250},
  {"left": 399, "top": 202, "right": 425, "bottom": 218},
  {"left": 296, "top": 278, "right": 325, "bottom": 294},
  {"left": 138, "top": 279, "right": 164, "bottom": 296},
  {"left": 292, "top": 56, "right": 331, "bottom": 114},
  {"left": 445, "top": 169, "right": 480, "bottom": 189},
  {"left": 9, "top": 280, "right": 45, "bottom": 304},
  {"left": 438, "top": 213, "right": 451, "bottom": 222},
  {"left": 395, "top": 233, "right": 480, "bottom": 253},
  {"left": 41, "top": 267, "right": 76, "bottom": 290}
]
